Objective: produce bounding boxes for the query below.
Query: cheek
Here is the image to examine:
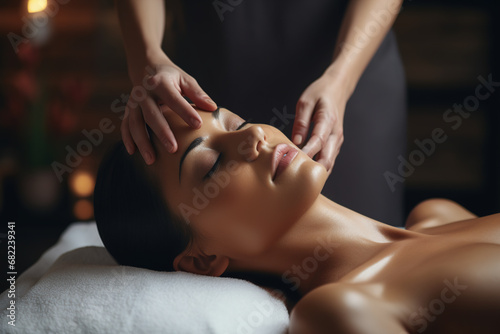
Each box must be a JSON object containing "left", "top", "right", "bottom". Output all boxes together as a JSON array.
[
  {"left": 195, "top": 166, "right": 271, "bottom": 256},
  {"left": 183, "top": 154, "right": 326, "bottom": 257},
  {"left": 283, "top": 158, "right": 327, "bottom": 206},
  {"left": 257, "top": 158, "right": 327, "bottom": 242}
]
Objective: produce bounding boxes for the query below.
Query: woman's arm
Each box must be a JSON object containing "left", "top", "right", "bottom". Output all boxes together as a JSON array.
[{"left": 292, "top": 0, "right": 404, "bottom": 172}]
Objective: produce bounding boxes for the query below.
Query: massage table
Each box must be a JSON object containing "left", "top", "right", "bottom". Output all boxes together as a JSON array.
[{"left": 0, "top": 222, "right": 289, "bottom": 333}]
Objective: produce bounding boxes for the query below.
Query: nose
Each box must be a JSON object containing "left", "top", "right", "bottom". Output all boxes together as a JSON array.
[{"left": 236, "top": 125, "right": 267, "bottom": 162}]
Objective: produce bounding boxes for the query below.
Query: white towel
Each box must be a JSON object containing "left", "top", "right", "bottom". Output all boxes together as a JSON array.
[{"left": 0, "top": 222, "right": 289, "bottom": 334}]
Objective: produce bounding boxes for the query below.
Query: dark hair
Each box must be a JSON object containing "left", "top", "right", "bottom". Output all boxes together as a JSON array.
[{"left": 93, "top": 141, "right": 192, "bottom": 271}]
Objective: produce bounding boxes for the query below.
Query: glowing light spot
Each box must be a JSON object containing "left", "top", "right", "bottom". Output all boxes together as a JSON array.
[
  {"left": 28, "top": 0, "right": 47, "bottom": 13},
  {"left": 70, "top": 171, "right": 95, "bottom": 197},
  {"left": 352, "top": 255, "right": 393, "bottom": 283},
  {"left": 74, "top": 199, "right": 93, "bottom": 220}
]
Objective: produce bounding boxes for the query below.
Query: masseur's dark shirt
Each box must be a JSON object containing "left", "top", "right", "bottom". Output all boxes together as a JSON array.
[
  {"left": 172, "top": 0, "right": 349, "bottom": 131},
  {"left": 169, "top": 0, "right": 407, "bottom": 226}
]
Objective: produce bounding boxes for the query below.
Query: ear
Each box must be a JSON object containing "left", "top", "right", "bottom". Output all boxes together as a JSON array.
[{"left": 173, "top": 248, "right": 229, "bottom": 277}]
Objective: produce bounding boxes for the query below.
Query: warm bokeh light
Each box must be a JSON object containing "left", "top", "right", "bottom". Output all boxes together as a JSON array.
[
  {"left": 70, "top": 171, "right": 95, "bottom": 197},
  {"left": 73, "top": 199, "right": 93, "bottom": 220},
  {"left": 27, "top": 0, "right": 47, "bottom": 13}
]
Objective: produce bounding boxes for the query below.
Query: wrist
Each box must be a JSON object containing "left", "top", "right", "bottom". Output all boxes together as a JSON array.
[
  {"left": 126, "top": 46, "right": 173, "bottom": 84},
  {"left": 322, "top": 63, "right": 355, "bottom": 101},
  {"left": 144, "top": 46, "right": 171, "bottom": 65}
]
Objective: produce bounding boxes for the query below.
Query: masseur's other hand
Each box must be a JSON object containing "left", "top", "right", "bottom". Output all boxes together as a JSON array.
[
  {"left": 292, "top": 72, "right": 348, "bottom": 174},
  {"left": 122, "top": 56, "right": 217, "bottom": 165}
]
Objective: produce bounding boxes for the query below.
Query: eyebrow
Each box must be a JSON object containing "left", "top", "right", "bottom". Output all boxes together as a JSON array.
[{"left": 178, "top": 107, "right": 220, "bottom": 182}]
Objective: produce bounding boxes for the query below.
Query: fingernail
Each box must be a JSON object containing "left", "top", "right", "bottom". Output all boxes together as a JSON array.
[
  {"left": 145, "top": 152, "right": 153, "bottom": 165},
  {"left": 293, "top": 134, "right": 302, "bottom": 145},
  {"left": 125, "top": 145, "right": 133, "bottom": 155},
  {"left": 166, "top": 142, "right": 175, "bottom": 153},
  {"left": 190, "top": 117, "right": 201, "bottom": 128},
  {"left": 164, "top": 140, "right": 171, "bottom": 151}
]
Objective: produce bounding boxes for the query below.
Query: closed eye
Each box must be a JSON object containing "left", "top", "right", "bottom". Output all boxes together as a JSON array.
[
  {"left": 204, "top": 153, "right": 222, "bottom": 180},
  {"left": 236, "top": 120, "right": 249, "bottom": 130},
  {"left": 203, "top": 119, "right": 250, "bottom": 181}
]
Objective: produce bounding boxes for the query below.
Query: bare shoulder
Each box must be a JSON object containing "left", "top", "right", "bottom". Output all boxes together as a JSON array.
[
  {"left": 405, "top": 198, "right": 478, "bottom": 232},
  {"left": 289, "top": 283, "right": 407, "bottom": 334},
  {"left": 406, "top": 199, "right": 500, "bottom": 244}
]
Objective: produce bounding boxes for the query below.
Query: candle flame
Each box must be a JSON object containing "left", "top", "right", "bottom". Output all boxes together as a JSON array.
[{"left": 28, "top": 0, "right": 47, "bottom": 13}]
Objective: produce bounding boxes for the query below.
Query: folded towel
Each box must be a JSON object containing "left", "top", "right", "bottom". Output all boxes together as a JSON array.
[{"left": 0, "top": 222, "right": 289, "bottom": 334}]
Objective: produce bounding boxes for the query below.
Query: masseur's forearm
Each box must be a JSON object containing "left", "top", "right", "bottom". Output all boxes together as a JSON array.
[
  {"left": 115, "top": 0, "right": 216, "bottom": 162},
  {"left": 325, "top": 0, "right": 403, "bottom": 97},
  {"left": 115, "top": 0, "right": 171, "bottom": 83}
]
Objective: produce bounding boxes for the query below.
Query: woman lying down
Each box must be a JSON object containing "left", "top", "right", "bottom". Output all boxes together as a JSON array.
[{"left": 93, "top": 106, "right": 500, "bottom": 334}]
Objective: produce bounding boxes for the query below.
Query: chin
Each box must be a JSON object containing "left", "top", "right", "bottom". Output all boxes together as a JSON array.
[
  {"left": 255, "top": 157, "right": 325, "bottom": 254},
  {"left": 298, "top": 157, "right": 328, "bottom": 199},
  {"left": 275, "top": 151, "right": 327, "bottom": 218},
  {"left": 259, "top": 125, "right": 329, "bottom": 223}
]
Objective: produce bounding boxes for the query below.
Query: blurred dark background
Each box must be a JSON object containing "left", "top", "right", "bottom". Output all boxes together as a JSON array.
[{"left": 0, "top": 0, "right": 499, "bottom": 292}]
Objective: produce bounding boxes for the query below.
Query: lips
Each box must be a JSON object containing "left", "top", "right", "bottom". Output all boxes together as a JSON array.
[{"left": 272, "top": 144, "right": 299, "bottom": 181}]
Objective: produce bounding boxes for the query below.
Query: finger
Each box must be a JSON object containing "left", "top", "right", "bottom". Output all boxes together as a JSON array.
[
  {"left": 181, "top": 76, "right": 217, "bottom": 111},
  {"left": 128, "top": 101, "right": 156, "bottom": 165},
  {"left": 292, "top": 97, "right": 315, "bottom": 146},
  {"left": 152, "top": 80, "right": 203, "bottom": 129},
  {"left": 316, "top": 134, "right": 338, "bottom": 173},
  {"left": 301, "top": 110, "right": 332, "bottom": 158},
  {"left": 140, "top": 95, "right": 177, "bottom": 153},
  {"left": 121, "top": 106, "right": 135, "bottom": 155},
  {"left": 301, "top": 135, "right": 323, "bottom": 158}
]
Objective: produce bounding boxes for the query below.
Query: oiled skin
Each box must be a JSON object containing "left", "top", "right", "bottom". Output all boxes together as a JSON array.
[
  {"left": 290, "top": 199, "right": 500, "bottom": 334},
  {"left": 142, "top": 107, "right": 498, "bottom": 333}
]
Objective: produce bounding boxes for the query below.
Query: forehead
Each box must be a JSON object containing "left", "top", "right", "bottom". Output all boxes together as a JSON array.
[
  {"left": 154, "top": 106, "right": 217, "bottom": 164},
  {"left": 159, "top": 106, "right": 232, "bottom": 152}
]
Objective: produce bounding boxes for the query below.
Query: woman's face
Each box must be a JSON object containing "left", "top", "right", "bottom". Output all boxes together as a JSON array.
[{"left": 150, "top": 106, "right": 327, "bottom": 260}]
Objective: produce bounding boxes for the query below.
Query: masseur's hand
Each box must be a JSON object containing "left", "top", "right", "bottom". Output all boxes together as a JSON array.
[
  {"left": 122, "top": 56, "right": 217, "bottom": 164},
  {"left": 292, "top": 71, "right": 348, "bottom": 174}
]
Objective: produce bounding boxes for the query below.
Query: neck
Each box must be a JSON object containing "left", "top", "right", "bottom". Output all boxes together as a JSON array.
[{"left": 227, "top": 194, "right": 411, "bottom": 295}]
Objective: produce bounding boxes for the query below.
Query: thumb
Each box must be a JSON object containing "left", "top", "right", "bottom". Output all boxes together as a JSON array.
[{"left": 182, "top": 76, "right": 218, "bottom": 111}]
